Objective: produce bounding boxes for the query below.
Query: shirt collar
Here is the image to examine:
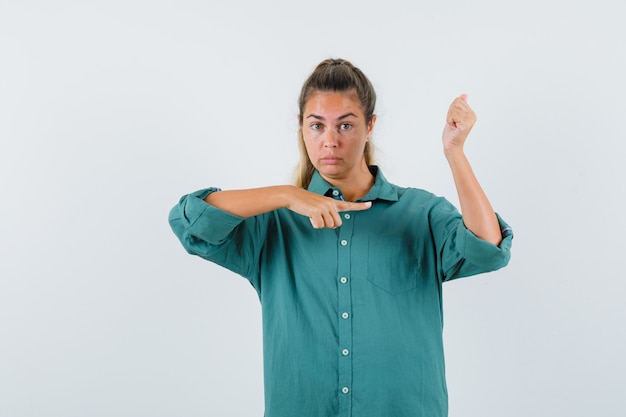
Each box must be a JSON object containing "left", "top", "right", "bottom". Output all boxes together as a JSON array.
[{"left": 307, "top": 165, "right": 399, "bottom": 202}]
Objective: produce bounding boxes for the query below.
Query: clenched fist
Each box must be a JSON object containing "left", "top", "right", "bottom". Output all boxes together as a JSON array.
[{"left": 442, "top": 94, "right": 477, "bottom": 156}]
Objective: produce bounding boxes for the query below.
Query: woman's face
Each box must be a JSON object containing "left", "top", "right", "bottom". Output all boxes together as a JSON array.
[{"left": 301, "top": 90, "right": 375, "bottom": 182}]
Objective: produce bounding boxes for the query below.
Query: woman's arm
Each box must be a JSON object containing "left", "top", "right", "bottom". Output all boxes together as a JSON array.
[
  {"left": 442, "top": 94, "right": 502, "bottom": 246},
  {"left": 205, "top": 186, "right": 294, "bottom": 217},
  {"left": 205, "top": 185, "right": 371, "bottom": 229}
]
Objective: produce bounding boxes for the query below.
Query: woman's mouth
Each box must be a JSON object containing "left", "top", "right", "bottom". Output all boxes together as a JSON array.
[{"left": 320, "top": 157, "right": 342, "bottom": 164}]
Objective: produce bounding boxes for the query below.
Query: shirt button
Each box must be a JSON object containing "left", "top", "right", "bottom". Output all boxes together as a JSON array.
[
  {"left": 340, "top": 240, "right": 348, "bottom": 246},
  {"left": 342, "top": 349, "right": 350, "bottom": 356},
  {"left": 344, "top": 213, "right": 351, "bottom": 220},
  {"left": 342, "top": 387, "right": 350, "bottom": 394},
  {"left": 332, "top": 190, "right": 340, "bottom": 196},
  {"left": 341, "top": 312, "right": 349, "bottom": 319},
  {"left": 340, "top": 277, "right": 348, "bottom": 284}
]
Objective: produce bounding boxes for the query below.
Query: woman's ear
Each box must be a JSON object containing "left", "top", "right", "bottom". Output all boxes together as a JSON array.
[{"left": 367, "top": 115, "right": 377, "bottom": 137}]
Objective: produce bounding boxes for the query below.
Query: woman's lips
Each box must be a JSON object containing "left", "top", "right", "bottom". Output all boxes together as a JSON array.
[{"left": 320, "top": 157, "right": 342, "bottom": 164}]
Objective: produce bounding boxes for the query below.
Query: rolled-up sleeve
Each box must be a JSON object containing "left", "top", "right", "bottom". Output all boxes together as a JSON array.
[
  {"left": 169, "top": 188, "right": 244, "bottom": 246},
  {"left": 451, "top": 213, "right": 513, "bottom": 273},
  {"left": 430, "top": 198, "right": 513, "bottom": 282},
  {"left": 168, "top": 188, "right": 266, "bottom": 284}
]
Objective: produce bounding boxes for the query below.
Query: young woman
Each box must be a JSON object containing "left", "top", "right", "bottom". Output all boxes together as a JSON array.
[{"left": 169, "top": 58, "right": 513, "bottom": 417}]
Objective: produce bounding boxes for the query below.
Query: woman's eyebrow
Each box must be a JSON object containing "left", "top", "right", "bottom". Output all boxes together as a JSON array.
[
  {"left": 338, "top": 113, "right": 359, "bottom": 120},
  {"left": 306, "top": 112, "right": 359, "bottom": 120}
]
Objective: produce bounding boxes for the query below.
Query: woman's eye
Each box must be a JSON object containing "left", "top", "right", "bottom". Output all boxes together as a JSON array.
[
  {"left": 340, "top": 123, "right": 352, "bottom": 130},
  {"left": 311, "top": 123, "right": 322, "bottom": 130}
]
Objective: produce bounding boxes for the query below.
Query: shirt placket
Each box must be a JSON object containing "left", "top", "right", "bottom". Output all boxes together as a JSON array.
[{"left": 332, "top": 188, "right": 354, "bottom": 417}]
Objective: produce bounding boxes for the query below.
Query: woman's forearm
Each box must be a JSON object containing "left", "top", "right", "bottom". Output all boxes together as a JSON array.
[
  {"left": 445, "top": 151, "right": 502, "bottom": 246},
  {"left": 204, "top": 185, "right": 296, "bottom": 218},
  {"left": 205, "top": 184, "right": 372, "bottom": 228}
]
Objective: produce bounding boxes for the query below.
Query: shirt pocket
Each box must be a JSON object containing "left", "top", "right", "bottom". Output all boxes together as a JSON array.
[{"left": 366, "top": 238, "right": 421, "bottom": 294}]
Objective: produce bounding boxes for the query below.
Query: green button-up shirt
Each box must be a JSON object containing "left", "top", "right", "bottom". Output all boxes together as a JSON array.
[{"left": 169, "top": 167, "right": 513, "bottom": 417}]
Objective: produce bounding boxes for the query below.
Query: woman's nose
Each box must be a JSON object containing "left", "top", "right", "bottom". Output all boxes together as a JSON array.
[{"left": 323, "top": 131, "right": 339, "bottom": 148}]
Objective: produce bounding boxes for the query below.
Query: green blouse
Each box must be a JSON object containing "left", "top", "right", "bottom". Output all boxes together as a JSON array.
[{"left": 169, "top": 167, "right": 513, "bottom": 417}]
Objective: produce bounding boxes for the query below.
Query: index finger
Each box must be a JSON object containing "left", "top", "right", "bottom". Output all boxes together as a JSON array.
[{"left": 337, "top": 201, "right": 373, "bottom": 212}]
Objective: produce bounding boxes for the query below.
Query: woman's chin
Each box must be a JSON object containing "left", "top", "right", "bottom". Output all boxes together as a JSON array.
[{"left": 318, "top": 166, "right": 346, "bottom": 178}]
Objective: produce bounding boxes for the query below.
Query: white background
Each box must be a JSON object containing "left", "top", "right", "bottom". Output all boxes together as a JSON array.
[{"left": 1, "top": 1, "right": 625, "bottom": 416}]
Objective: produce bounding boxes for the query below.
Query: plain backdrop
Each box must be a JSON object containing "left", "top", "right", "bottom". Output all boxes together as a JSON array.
[{"left": 1, "top": 1, "right": 625, "bottom": 416}]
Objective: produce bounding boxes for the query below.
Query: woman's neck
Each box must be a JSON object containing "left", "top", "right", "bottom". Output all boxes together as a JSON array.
[{"left": 321, "top": 163, "right": 375, "bottom": 202}]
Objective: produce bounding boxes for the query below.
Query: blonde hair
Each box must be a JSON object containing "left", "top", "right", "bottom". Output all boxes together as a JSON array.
[{"left": 295, "top": 58, "right": 377, "bottom": 188}]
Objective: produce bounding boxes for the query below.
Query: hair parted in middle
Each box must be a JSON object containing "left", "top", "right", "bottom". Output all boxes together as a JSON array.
[{"left": 295, "top": 58, "right": 377, "bottom": 188}]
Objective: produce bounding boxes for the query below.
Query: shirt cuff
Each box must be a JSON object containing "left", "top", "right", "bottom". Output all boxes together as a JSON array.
[
  {"left": 179, "top": 188, "right": 246, "bottom": 245},
  {"left": 455, "top": 213, "right": 513, "bottom": 271}
]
